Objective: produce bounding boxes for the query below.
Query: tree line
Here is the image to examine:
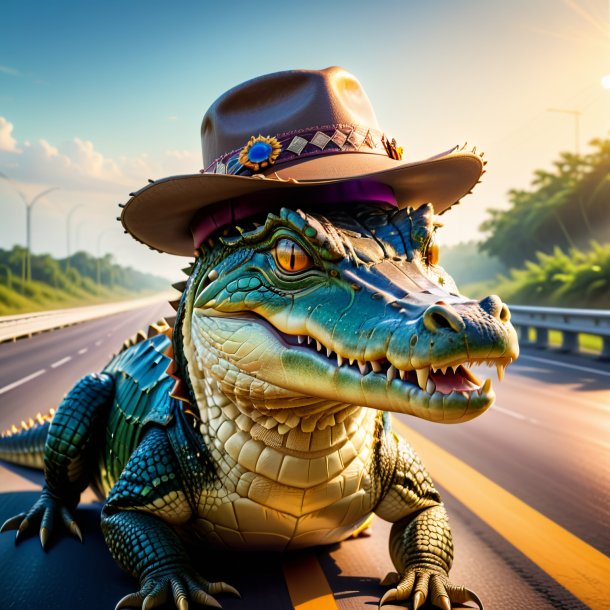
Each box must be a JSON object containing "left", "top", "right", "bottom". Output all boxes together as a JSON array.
[{"left": 479, "top": 136, "right": 610, "bottom": 268}]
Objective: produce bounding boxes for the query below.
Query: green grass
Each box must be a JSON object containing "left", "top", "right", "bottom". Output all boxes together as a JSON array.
[{"left": 0, "top": 280, "right": 161, "bottom": 316}]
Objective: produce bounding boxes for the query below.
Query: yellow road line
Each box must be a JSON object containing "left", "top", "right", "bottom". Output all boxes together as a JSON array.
[
  {"left": 393, "top": 419, "right": 610, "bottom": 610},
  {"left": 282, "top": 552, "right": 338, "bottom": 610}
]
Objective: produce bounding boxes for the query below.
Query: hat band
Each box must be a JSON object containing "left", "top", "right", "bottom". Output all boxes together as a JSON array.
[
  {"left": 202, "top": 124, "right": 400, "bottom": 177},
  {"left": 190, "top": 179, "right": 397, "bottom": 249}
]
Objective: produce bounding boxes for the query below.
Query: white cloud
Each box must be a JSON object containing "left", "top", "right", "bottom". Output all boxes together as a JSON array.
[
  {"left": 0, "top": 116, "right": 200, "bottom": 193},
  {"left": 0, "top": 117, "right": 19, "bottom": 152},
  {"left": 0, "top": 65, "right": 19, "bottom": 76}
]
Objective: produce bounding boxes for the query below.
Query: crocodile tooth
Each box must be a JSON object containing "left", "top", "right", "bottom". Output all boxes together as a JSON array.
[
  {"left": 371, "top": 361, "right": 382, "bottom": 373},
  {"left": 297, "top": 335, "right": 305, "bottom": 344},
  {"left": 320, "top": 413, "right": 336, "bottom": 428},
  {"left": 316, "top": 340, "right": 322, "bottom": 352},
  {"left": 278, "top": 424, "right": 291, "bottom": 435},
  {"left": 263, "top": 417, "right": 277, "bottom": 430},
  {"left": 337, "top": 354, "right": 344, "bottom": 367},
  {"left": 387, "top": 365, "right": 397, "bottom": 382},
  {"left": 415, "top": 368, "right": 429, "bottom": 390},
  {"left": 287, "top": 414, "right": 300, "bottom": 428},
  {"left": 482, "top": 378, "right": 492, "bottom": 394},
  {"left": 349, "top": 357, "right": 355, "bottom": 366},
  {"left": 307, "top": 336, "right": 312, "bottom": 345},
  {"left": 496, "top": 363, "right": 505, "bottom": 381},
  {"left": 426, "top": 378, "right": 436, "bottom": 394},
  {"left": 398, "top": 369, "right": 406, "bottom": 381},
  {"left": 327, "top": 347, "right": 332, "bottom": 358},
  {"left": 358, "top": 360, "right": 369, "bottom": 375}
]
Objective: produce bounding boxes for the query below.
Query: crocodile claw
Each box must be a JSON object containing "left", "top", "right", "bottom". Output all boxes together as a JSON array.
[
  {"left": 0, "top": 512, "right": 26, "bottom": 533},
  {"left": 118, "top": 568, "right": 240, "bottom": 610},
  {"left": 0, "top": 488, "right": 82, "bottom": 548},
  {"left": 378, "top": 567, "right": 483, "bottom": 609}
]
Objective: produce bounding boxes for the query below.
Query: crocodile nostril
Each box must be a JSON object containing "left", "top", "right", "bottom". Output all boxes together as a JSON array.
[
  {"left": 479, "top": 295, "right": 510, "bottom": 323},
  {"left": 499, "top": 303, "right": 511, "bottom": 323},
  {"left": 423, "top": 304, "right": 465, "bottom": 333}
]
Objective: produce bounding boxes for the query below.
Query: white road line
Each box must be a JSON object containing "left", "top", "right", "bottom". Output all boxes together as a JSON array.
[
  {"left": 94, "top": 340, "right": 103, "bottom": 346},
  {"left": 519, "top": 354, "right": 610, "bottom": 378},
  {"left": 495, "top": 405, "right": 539, "bottom": 425},
  {"left": 0, "top": 369, "right": 46, "bottom": 395},
  {"left": 50, "top": 356, "right": 72, "bottom": 369},
  {"left": 496, "top": 404, "right": 610, "bottom": 452},
  {"left": 77, "top": 348, "right": 88, "bottom": 355}
]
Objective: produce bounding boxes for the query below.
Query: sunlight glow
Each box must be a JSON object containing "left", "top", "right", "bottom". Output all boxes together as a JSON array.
[{"left": 602, "top": 74, "right": 610, "bottom": 89}]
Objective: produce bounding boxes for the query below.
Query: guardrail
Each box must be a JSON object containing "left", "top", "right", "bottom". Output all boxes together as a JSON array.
[
  {"left": 509, "top": 304, "right": 610, "bottom": 360},
  {"left": 0, "top": 293, "right": 174, "bottom": 343}
]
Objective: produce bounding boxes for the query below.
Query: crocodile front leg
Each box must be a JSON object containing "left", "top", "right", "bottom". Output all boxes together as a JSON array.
[
  {"left": 375, "top": 432, "right": 482, "bottom": 609},
  {"left": 1, "top": 373, "right": 113, "bottom": 547},
  {"left": 101, "top": 426, "right": 239, "bottom": 610}
]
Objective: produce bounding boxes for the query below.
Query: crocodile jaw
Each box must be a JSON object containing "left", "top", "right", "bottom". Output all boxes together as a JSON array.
[{"left": 186, "top": 309, "right": 497, "bottom": 426}]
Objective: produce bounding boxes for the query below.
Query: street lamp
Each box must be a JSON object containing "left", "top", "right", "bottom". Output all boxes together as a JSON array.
[
  {"left": 547, "top": 108, "right": 582, "bottom": 156},
  {"left": 0, "top": 172, "right": 59, "bottom": 282}
]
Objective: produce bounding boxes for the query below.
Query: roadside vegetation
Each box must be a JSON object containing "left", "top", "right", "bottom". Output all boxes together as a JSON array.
[
  {"left": 0, "top": 247, "right": 167, "bottom": 315},
  {"left": 447, "top": 135, "right": 610, "bottom": 309}
]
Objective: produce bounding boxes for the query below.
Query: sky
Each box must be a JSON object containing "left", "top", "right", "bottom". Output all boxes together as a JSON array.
[{"left": 1, "top": 0, "right": 609, "bottom": 280}]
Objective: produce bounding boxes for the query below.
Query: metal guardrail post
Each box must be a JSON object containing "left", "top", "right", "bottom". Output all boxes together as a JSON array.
[
  {"left": 535, "top": 327, "right": 548, "bottom": 349},
  {"left": 561, "top": 331, "right": 578, "bottom": 353}
]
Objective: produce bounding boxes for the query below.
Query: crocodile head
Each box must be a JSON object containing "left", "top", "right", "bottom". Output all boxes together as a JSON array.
[{"left": 175, "top": 202, "right": 518, "bottom": 431}]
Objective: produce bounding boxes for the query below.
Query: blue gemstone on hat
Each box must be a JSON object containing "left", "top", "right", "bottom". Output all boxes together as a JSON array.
[{"left": 247, "top": 141, "right": 273, "bottom": 164}]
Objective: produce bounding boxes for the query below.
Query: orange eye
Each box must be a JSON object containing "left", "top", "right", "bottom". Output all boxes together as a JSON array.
[
  {"left": 274, "top": 239, "right": 313, "bottom": 273},
  {"left": 427, "top": 240, "right": 440, "bottom": 266}
]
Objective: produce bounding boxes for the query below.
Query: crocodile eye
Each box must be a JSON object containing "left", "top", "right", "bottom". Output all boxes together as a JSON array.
[{"left": 274, "top": 239, "right": 313, "bottom": 273}]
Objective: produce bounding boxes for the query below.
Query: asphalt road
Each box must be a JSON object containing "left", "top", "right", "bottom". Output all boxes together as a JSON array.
[{"left": 0, "top": 302, "right": 608, "bottom": 609}]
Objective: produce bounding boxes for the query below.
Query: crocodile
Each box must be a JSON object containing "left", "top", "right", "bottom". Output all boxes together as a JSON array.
[{"left": 0, "top": 200, "right": 518, "bottom": 609}]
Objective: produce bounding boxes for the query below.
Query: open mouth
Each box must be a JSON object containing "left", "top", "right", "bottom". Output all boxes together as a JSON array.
[{"left": 279, "top": 331, "right": 513, "bottom": 399}]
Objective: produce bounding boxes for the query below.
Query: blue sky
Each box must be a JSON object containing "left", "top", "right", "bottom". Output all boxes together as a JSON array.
[{"left": 1, "top": 0, "right": 609, "bottom": 279}]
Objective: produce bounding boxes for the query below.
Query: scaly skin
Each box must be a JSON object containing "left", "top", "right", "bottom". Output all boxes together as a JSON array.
[{"left": 0, "top": 202, "right": 518, "bottom": 609}]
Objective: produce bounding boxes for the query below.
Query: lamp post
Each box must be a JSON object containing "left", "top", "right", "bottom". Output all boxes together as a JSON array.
[
  {"left": 0, "top": 172, "right": 59, "bottom": 282},
  {"left": 547, "top": 108, "right": 582, "bottom": 155}
]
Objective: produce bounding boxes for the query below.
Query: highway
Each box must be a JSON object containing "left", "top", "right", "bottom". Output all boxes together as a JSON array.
[{"left": 0, "top": 299, "right": 608, "bottom": 609}]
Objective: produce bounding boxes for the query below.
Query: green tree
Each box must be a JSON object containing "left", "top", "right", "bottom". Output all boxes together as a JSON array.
[{"left": 480, "top": 137, "right": 610, "bottom": 267}]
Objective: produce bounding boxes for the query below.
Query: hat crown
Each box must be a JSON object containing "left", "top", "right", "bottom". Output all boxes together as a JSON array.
[{"left": 201, "top": 66, "right": 380, "bottom": 168}]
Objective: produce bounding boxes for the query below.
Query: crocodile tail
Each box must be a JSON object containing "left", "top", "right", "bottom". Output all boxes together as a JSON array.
[{"left": 0, "top": 411, "right": 53, "bottom": 470}]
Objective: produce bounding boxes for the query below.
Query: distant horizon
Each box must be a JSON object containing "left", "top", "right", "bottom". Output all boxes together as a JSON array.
[{"left": 2, "top": 0, "right": 609, "bottom": 280}]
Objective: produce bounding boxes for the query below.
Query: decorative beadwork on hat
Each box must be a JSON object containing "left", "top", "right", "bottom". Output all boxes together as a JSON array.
[{"left": 238, "top": 135, "right": 282, "bottom": 171}]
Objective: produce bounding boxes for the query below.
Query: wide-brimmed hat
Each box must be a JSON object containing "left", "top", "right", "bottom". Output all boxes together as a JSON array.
[{"left": 121, "top": 66, "right": 484, "bottom": 256}]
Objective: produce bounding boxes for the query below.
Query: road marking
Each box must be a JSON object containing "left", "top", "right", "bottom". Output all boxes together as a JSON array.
[
  {"left": 283, "top": 552, "right": 338, "bottom": 610},
  {"left": 77, "top": 348, "right": 88, "bottom": 355},
  {"left": 50, "top": 356, "right": 72, "bottom": 368},
  {"left": 519, "top": 353, "right": 610, "bottom": 378},
  {"left": 0, "top": 369, "right": 46, "bottom": 395},
  {"left": 393, "top": 419, "right": 610, "bottom": 610},
  {"left": 94, "top": 340, "right": 103, "bottom": 346},
  {"left": 494, "top": 405, "right": 539, "bottom": 425}
]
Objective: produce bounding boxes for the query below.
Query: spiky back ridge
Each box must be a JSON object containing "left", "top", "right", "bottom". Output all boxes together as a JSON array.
[{"left": 0, "top": 411, "right": 54, "bottom": 470}]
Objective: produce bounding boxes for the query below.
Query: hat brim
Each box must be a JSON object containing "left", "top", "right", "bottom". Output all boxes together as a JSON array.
[{"left": 121, "top": 148, "right": 484, "bottom": 256}]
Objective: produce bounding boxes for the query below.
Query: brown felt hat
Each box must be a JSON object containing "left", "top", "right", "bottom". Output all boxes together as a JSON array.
[{"left": 121, "top": 66, "right": 485, "bottom": 256}]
